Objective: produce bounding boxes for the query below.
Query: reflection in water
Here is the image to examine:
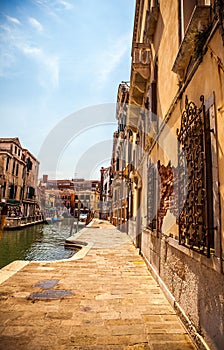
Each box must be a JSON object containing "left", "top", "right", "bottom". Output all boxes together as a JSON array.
[{"left": 0, "top": 219, "right": 79, "bottom": 269}]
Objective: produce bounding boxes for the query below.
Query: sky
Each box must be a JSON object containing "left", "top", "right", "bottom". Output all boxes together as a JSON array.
[{"left": 0, "top": 0, "right": 135, "bottom": 180}]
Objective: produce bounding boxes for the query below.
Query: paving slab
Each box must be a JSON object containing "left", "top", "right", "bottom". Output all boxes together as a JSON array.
[{"left": 0, "top": 219, "right": 196, "bottom": 350}]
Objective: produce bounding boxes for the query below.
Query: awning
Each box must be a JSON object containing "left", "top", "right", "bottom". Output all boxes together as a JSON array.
[{"left": 7, "top": 199, "right": 21, "bottom": 205}]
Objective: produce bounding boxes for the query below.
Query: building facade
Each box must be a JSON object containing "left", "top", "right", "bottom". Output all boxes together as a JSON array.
[
  {"left": 100, "top": 166, "right": 113, "bottom": 220},
  {"left": 110, "top": 82, "right": 132, "bottom": 229},
  {"left": 0, "top": 138, "right": 42, "bottom": 228},
  {"left": 39, "top": 175, "right": 100, "bottom": 220},
  {"left": 111, "top": 1, "right": 224, "bottom": 349},
  {"left": 0, "top": 138, "right": 24, "bottom": 204}
]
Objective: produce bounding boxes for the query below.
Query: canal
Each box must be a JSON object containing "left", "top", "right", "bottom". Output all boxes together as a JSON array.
[{"left": 0, "top": 219, "right": 80, "bottom": 269}]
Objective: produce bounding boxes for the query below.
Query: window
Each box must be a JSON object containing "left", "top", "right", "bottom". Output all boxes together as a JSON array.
[
  {"left": 5, "top": 157, "right": 10, "bottom": 172},
  {"left": 27, "top": 187, "right": 35, "bottom": 199},
  {"left": 2, "top": 182, "right": 6, "bottom": 197},
  {"left": 12, "top": 160, "right": 15, "bottom": 175},
  {"left": 116, "top": 158, "right": 119, "bottom": 171},
  {"left": 147, "top": 162, "right": 157, "bottom": 230},
  {"left": 151, "top": 58, "right": 158, "bottom": 116},
  {"left": 173, "top": 1, "right": 211, "bottom": 79},
  {"left": 119, "top": 113, "right": 126, "bottom": 132},
  {"left": 14, "top": 185, "right": 17, "bottom": 199},
  {"left": 181, "top": 1, "right": 211, "bottom": 40},
  {"left": 177, "top": 96, "right": 215, "bottom": 257},
  {"left": 9, "top": 184, "right": 15, "bottom": 199},
  {"left": 16, "top": 164, "right": 19, "bottom": 176},
  {"left": 133, "top": 150, "right": 136, "bottom": 168},
  {"left": 180, "top": 0, "right": 197, "bottom": 41},
  {"left": 15, "top": 146, "right": 17, "bottom": 154},
  {"left": 179, "top": 1, "right": 211, "bottom": 42},
  {"left": 26, "top": 158, "right": 33, "bottom": 171}
]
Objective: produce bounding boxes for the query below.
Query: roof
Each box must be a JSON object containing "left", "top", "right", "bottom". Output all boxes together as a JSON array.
[
  {"left": 0, "top": 137, "right": 22, "bottom": 148},
  {"left": 22, "top": 149, "right": 39, "bottom": 163},
  {"left": 0, "top": 138, "right": 39, "bottom": 163}
]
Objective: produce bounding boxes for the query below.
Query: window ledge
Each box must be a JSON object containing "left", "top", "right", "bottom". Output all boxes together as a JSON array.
[
  {"left": 142, "top": 228, "right": 223, "bottom": 273},
  {"left": 172, "top": 5, "right": 211, "bottom": 80},
  {"left": 164, "top": 235, "right": 223, "bottom": 274}
]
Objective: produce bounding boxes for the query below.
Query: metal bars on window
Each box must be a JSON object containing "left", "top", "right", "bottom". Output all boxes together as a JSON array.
[
  {"left": 147, "top": 162, "right": 157, "bottom": 230},
  {"left": 177, "top": 96, "right": 214, "bottom": 257}
]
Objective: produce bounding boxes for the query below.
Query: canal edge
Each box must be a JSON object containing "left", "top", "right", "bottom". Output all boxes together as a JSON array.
[
  {"left": 0, "top": 241, "right": 93, "bottom": 285},
  {"left": 0, "top": 228, "right": 94, "bottom": 285},
  {"left": 0, "top": 260, "right": 29, "bottom": 285}
]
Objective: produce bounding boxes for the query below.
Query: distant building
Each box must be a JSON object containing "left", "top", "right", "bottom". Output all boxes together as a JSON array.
[
  {"left": 72, "top": 178, "right": 100, "bottom": 192},
  {"left": 99, "top": 166, "right": 113, "bottom": 220},
  {"left": 40, "top": 176, "right": 100, "bottom": 193},
  {"left": 0, "top": 137, "right": 42, "bottom": 228},
  {"left": 40, "top": 178, "right": 75, "bottom": 190},
  {"left": 0, "top": 138, "right": 24, "bottom": 204},
  {"left": 38, "top": 175, "right": 100, "bottom": 219},
  {"left": 111, "top": 82, "right": 130, "bottom": 229}
]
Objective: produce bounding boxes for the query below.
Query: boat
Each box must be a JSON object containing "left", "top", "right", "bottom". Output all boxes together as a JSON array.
[
  {"left": 45, "top": 217, "right": 53, "bottom": 224},
  {"left": 73, "top": 220, "right": 85, "bottom": 227}
]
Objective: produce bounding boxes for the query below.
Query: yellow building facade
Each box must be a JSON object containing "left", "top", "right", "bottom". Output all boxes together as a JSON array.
[{"left": 111, "top": 1, "right": 224, "bottom": 349}]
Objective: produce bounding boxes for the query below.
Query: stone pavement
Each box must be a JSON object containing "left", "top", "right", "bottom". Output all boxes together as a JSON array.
[{"left": 0, "top": 219, "right": 196, "bottom": 350}]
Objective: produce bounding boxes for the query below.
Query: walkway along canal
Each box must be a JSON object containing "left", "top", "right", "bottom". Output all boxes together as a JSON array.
[
  {"left": 0, "top": 218, "right": 79, "bottom": 269},
  {"left": 0, "top": 219, "right": 197, "bottom": 349}
]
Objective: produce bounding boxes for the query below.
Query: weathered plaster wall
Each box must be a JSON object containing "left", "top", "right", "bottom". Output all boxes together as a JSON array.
[
  {"left": 139, "top": 23, "right": 224, "bottom": 350},
  {"left": 160, "top": 239, "right": 224, "bottom": 349},
  {"left": 140, "top": 229, "right": 224, "bottom": 349},
  {"left": 155, "top": 0, "right": 180, "bottom": 120},
  {"left": 128, "top": 2, "right": 224, "bottom": 349}
]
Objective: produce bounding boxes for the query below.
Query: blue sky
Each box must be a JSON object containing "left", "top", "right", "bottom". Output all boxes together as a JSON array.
[{"left": 0, "top": 0, "right": 135, "bottom": 179}]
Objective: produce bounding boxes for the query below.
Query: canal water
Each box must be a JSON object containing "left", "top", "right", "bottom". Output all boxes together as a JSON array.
[{"left": 0, "top": 219, "right": 80, "bottom": 269}]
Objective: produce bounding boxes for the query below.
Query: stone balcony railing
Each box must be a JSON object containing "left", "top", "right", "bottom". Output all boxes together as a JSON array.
[
  {"left": 132, "top": 43, "right": 151, "bottom": 79},
  {"left": 129, "top": 43, "right": 151, "bottom": 109}
]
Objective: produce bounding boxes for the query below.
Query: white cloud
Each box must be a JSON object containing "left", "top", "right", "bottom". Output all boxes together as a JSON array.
[
  {"left": 6, "top": 15, "right": 21, "bottom": 26},
  {"left": 32, "top": 0, "right": 49, "bottom": 7},
  {"left": 21, "top": 45, "right": 42, "bottom": 57},
  {"left": 33, "top": 0, "right": 73, "bottom": 14},
  {"left": 57, "top": 0, "right": 73, "bottom": 10},
  {"left": 20, "top": 44, "right": 59, "bottom": 89},
  {"left": 28, "top": 17, "right": 43, "bottom": 32},
  {"left": 42, "top": 55, "right": 59, "bottom": 90},
  {"left": 96, "top": 34, "right": 131, "bottom": 86},
  {"left": 0, "top": 13, "right": 59, "bottom": 90},
  {"left": 0, "top": 52, "right": 16, "bottom": 77}
]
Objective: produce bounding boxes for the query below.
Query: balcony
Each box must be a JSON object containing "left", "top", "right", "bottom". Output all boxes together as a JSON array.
[
  {"left": 172, "top": 5, "right": 211, "bottom": 80},
  {"left": 129, "top": 44, "right": 151, "bottom": 111},
  {"left": 132, "top": 43, "right": 151, "bottom": 79}
]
